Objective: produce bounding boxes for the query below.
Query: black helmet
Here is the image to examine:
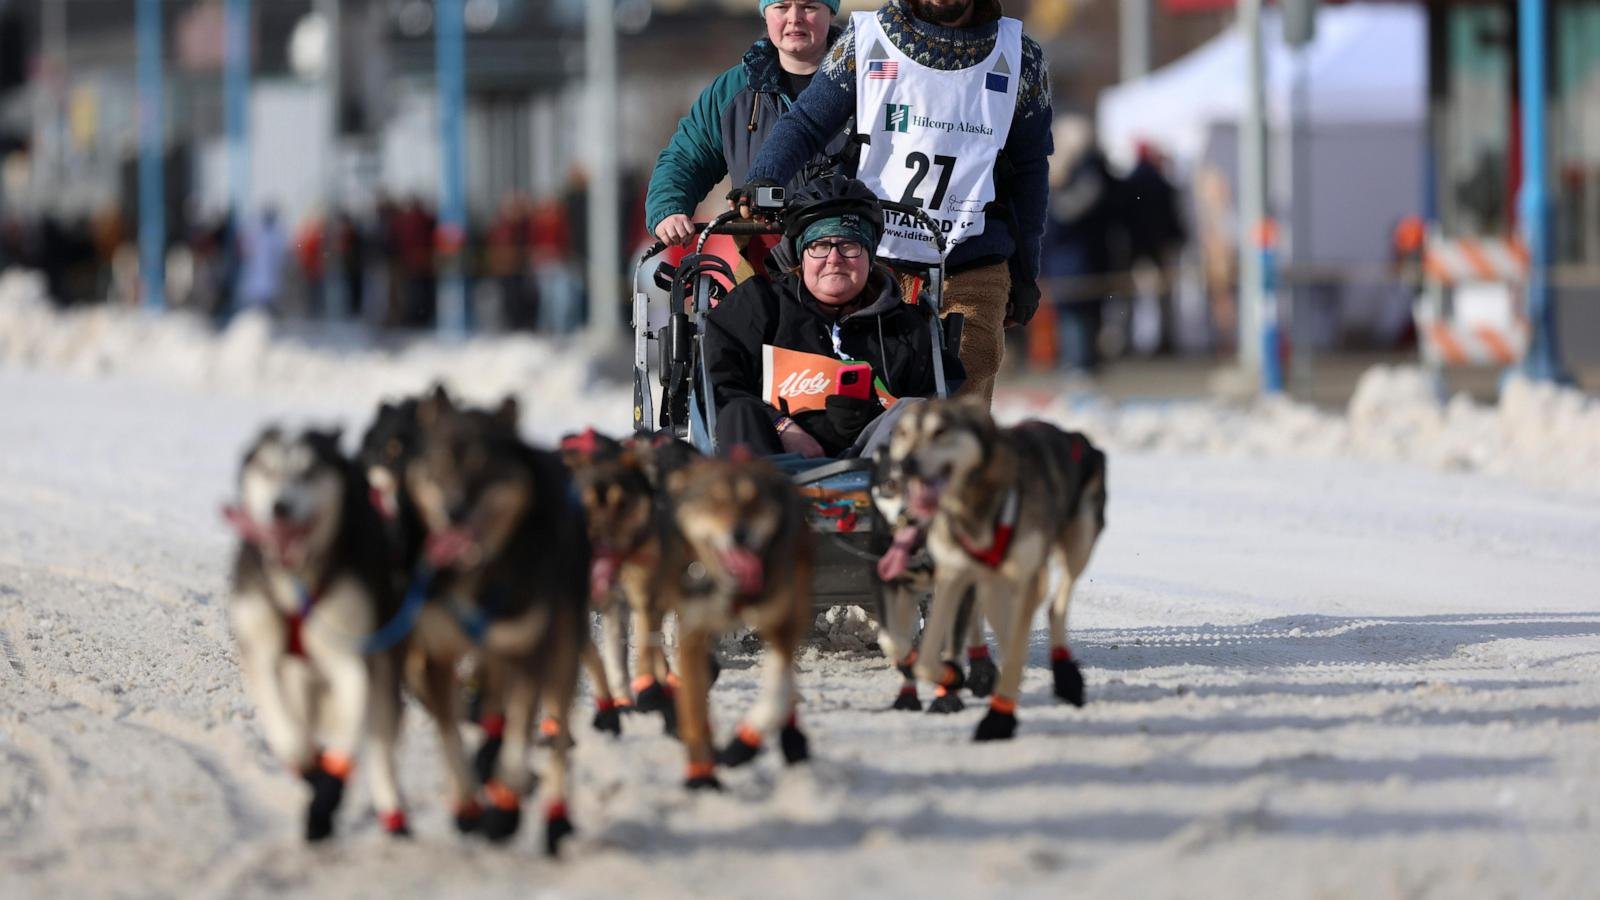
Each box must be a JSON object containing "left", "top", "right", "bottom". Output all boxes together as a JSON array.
[{"left": 780, "top": 173, "right": 884, "bottom": 260}]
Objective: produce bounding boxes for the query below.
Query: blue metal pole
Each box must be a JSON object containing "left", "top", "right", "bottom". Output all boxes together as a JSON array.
[
  {"left": 136, "top": 0, "right": 164, "bottom": 312},
  {"left": 224, "top": 0, "right": 250, "bottom": 310},
  {"left": 436, "top": 0, "right": 468, "bottom": 338},
  {"left": 1517, "top": 0, "right": 1565, "bottom": 382}
]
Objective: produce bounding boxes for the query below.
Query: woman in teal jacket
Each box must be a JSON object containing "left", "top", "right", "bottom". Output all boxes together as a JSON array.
[{"left": 646, "top": 1, "right": 848, "bottom": 247}]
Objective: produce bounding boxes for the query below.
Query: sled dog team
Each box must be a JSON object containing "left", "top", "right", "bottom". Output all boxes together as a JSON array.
[{"left": 223, "top": 386, "right": 1105, "bottom": 853}]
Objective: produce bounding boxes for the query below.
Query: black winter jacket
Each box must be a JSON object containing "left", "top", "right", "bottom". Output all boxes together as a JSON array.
[{"left": 703, "top": 267, "right": 965, "bottom": 442}]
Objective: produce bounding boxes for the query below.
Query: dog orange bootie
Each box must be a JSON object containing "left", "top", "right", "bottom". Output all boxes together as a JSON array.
[
  {"left": 481, "top": 779, "right": 522, "bottom": 843},
  {"left": 973, "top": 696, "right": 1018, "bottom": 742},
  {"left": 1051, "top": 646, "right": 1085, "bottom": 707},
  {"left": 716, "top": 723, "right": 764, "bottom": 768},
  {"left": 927, "top": 662, "right": 967, "bottom": 714},
  {"left": 473, "top": 713, "right": 506, "bottom": 786},
  {"left": 302, "top": 750, "right": 351, "bottom": 842},
  {"left": 592, "top": 697, "right": 623, "bottom": 737},
  {"left": 684, "top": 761, "right": 723, "bottom": 791},
  {"left": 780, "top": 714, "right": 809, "bottom": 765},
  {"left": 892, "top": 683, "right": 922, "bottom": 711},
  {"left": 965, "top": 645, "right": 997, "bottom": 698},
  {"left": 544, "top": 800, "right": 574, "bottom": 857}
]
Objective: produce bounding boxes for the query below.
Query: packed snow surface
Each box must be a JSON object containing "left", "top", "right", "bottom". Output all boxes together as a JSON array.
[{"left": 2, "top": 269, "right": 1598, "bottom": 898}]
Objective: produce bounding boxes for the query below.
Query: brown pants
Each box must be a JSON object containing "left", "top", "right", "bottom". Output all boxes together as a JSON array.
[{"left": 898, "top": 261, "right": 1010, "bottom": 406}]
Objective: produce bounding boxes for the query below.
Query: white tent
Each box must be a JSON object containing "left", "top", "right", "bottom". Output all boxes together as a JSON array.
[{"left": 1097, "top": 4, "right": 1426, "bottom": 171}]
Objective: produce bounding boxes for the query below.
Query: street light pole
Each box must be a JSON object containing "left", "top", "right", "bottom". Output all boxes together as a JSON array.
[
  {"left": 1236, "top": 0, "right": 1280, "bottom": 392},
  {"left": 585, "top": 0, "right": 621, "bottom": 347},
  {"left": 320, "top": 0, "right": 346, "bottom": 322},
  {"left": 136, "top": 0, "right": 164, "bottom": 311},
  {"left": 436, "top": 0, "right": 468, "bottom": 338},
  {"left": 1517, "top": 0, "right": 1566, "bottom": 382}
]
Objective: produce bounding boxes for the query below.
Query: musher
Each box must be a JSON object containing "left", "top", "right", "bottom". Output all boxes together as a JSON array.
[{"left": 729, "top": 0, "right": 1053, "bottom": 405}]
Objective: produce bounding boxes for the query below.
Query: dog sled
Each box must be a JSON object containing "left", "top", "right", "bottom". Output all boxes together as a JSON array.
[{"left": 629, "top": 202, "right": 958, "bottom": 609}]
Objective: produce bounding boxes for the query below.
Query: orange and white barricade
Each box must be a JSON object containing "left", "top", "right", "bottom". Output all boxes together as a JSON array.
[{"left": 1412, "top": 234, "right": 1530, "bottom": 368}]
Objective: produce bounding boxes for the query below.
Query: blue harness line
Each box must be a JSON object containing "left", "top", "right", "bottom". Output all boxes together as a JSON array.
[{"left": 362, "top": 565, "right": 434, "bottom": 655}]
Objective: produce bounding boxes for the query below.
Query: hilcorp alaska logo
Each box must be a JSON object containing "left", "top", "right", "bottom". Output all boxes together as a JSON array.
[
  {"left": 881, "top": 103, "right": 992, "bottom": 136},
  {"left": 777, "top": 368, "right": 832, "bottom": 398}
]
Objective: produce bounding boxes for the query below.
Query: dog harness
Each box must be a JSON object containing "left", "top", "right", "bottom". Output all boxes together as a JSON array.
[{"left": 954, "top": 487, "right": 1019, "bottom": 568}]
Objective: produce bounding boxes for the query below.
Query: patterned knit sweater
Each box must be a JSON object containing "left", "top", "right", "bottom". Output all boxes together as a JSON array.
[{"left": 747, "top": 0, "right": 1053, "bottom": 281}]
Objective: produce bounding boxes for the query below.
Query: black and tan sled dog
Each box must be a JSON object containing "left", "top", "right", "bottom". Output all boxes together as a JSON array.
[
  {"left": 880, "top": 399, "right": 1107, "bottom": 742},
  {"left": 404, "top": 388, "right": 589, "bottom": 855},
  {"left": 224, "top": 427, "right": 409, "bottom": 841},
  {"left": 666, "top": 454, "right": 814, "bottom": 789}
]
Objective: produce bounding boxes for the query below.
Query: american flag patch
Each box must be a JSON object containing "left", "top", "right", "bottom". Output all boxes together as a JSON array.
[{"left": 867, "top": 60, "right": 899, "bottom": 80}]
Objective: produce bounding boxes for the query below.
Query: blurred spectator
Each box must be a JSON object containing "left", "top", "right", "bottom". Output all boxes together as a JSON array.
[
  {"left": 395, "top": 196, "right": 437, "bottom": 327},
  {"left": 237, "top": 205, "right": 288, "bottom": 315},
  {"left": 485, "top": 193, "right": 534, "bottom": 330},
  {"left": 1042, "top": 125, "right": 1122, "bottom": 375},
  {"left": 1194, "top": 165, "right": 1238, "bottom": 353},
  {"left": 1122, "top": 143, "right": 1188, "bottom": 355},
  {"left": 536, "top": 189, "right": 583, "bottom": 333}
]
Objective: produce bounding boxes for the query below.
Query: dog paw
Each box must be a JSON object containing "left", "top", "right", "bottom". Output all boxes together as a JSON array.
[
  {"left": 966, "top": 656, "right": 998, "bottom": 698},
  {"left": 716, "top": 729, "right": 763, "bottom": 768},
  {"left": 1052, "top": 657, "right": 1085, "bottom": 707},
  {"left": 544, "top": 811, "right": 575, "bottom": 857},
  {"left": 481, "top": 805, "right": 522, "bottom": 844},
  {"left": 472, "top": 735, "right": 503, "bottom": 786},
  {"left": 927, "top": 692, "right": 965, "bottom": 714},
  {"left": 973, "top": 709, "right": 1018, "bottom": 742},
  {"left": 684, "top": 773, "right": 724, "bottom": 792},
  {"left": 634, "top": 679, "right": 671, "bottom": 713},
  {"left": 891, "top": 688, "right": 923, "bottom": 711},
  {"left": 592, "top": 706, "right": 623, "bottom": 737},
  {"left": 660, "top": 702, "right": 680, "bottom": 739},
  {"left": 780, "top": 725, "right": 809, "bottom": 765}
]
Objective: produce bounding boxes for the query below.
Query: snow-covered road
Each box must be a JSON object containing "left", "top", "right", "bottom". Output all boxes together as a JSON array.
[{"left": 2, "top": 363, "right": 1597, "bottom": 900}]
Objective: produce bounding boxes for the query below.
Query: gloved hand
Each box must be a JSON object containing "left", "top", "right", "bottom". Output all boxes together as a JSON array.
[
  {"left": 727, "top": 178, "right": 782, "bottom": 220},
  {"left": 1005, "top": 277, "right": 1041, "bottom": 328},
  {"left": 823, "top": 394, "right": 882, "bottom": 446}
]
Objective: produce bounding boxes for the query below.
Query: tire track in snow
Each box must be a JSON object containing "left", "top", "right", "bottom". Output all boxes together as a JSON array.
[{"left": 0, "top": 628, "right": 23, "bottom": 676}]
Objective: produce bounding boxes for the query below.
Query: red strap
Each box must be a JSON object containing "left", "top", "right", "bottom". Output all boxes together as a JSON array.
[{"left": 286, "top": 612, "right": 306, "bottom": 658}]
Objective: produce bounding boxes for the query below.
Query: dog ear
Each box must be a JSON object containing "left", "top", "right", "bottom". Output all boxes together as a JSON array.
[
  {"left": 494, "top": 395, "right": 520, "bottom": 430},
  {"left": 418, "top": 384, "right": 453, "bottom": 429}
]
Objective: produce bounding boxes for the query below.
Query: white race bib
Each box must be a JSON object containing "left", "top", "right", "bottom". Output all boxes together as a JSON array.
[{"left": 853, "top": 12, "right": 1021, "bottom": 264}]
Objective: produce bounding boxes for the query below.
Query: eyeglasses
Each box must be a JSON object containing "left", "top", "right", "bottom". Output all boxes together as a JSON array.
[{"left": 804, "top": 240, "right": 866, "bottom": 259}]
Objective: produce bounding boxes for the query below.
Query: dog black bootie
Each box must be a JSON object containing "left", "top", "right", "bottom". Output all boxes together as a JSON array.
[
  {"left": 592, "top": 700, "right": 623, "bottom": 737},
  {"left": 453, "top": 800, "right": 483, "bottom": 835},
  {"left": 927, "top": 689, "right": 965, "bottom": 714},
  {"left": 716, "top": 726, "right": 763, "bottom": 768},
  {"left": 708, "top": 652, "right": 723, "bottom": 687},
  {"left": 965, "top": 647, "right": 997, "bottom": 698},
  {"left": 302, "top": 755, "right": 347, "bottom": 842},
  {"left": 891, "top": 686, "right": 923, "bottom": 711},
  {"left": 634, "top": 678, "right": 671, "bottom": 712},
  {"left": 1051, "top": 647, "right": 1085, "bottom": 707},
  {"left": 684, "top": 764, "right": 723, "bottom": 791},
  {"left": 780, "top": 721, "right": 809, "bottom": 765},
  {"left": 473, "top": 736, "right": 503, "bottom": 786},
  {"left": 482, "top": 782, "right": 522, "bottom": 843},
  {"left": 974, "top": 699, "right": 1018, "bottom": 742},
  {"left": 544, "top": 803, "right": 574, "bottom": 857}
]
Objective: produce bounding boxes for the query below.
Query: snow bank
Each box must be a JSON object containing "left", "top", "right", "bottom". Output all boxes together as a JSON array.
[
  {"left": 0, "top": 268, "right": 632, "bottom": 439},
  {"left": 1002, "top": 371, "right": 1600, "bottom": 496},
  {"left": 4, "top": 267, "right": 1596, "bottom": 492}
]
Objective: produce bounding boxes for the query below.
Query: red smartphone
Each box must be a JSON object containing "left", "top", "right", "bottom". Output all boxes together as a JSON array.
[{"left": 835, "top": 363, "right": 874, "bottom": 401}]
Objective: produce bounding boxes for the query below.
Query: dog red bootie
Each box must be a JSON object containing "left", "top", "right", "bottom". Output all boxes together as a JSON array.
[
  {"left": 544, "top": 800, "right": 574, "bottom": 857},
  {"left": 481, "top": 779, "right": 522, "bottom": 843},
  {"left": 592, "top": 697, "right": 623, "bottom": 737}
]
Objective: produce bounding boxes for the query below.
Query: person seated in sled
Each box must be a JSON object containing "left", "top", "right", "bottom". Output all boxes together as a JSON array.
[{"left": 703, "top": 174, "right": 964, "bottom": 458}]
